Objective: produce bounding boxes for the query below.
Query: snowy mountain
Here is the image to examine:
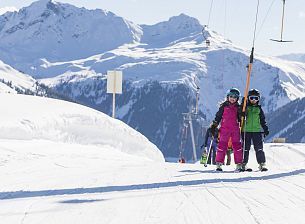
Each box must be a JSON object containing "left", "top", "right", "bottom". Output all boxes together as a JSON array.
[
  {"left": 141, "top": 13, "right": 202, "bottom": 47},
  {"left": 0, "top": 0, "right": 141, "bottom": 73},
  {"left": 0, "top": 93, "right": 164, "bottom": 162},
  {"left": 0, "top": 59, "right": 37, "bottom": 94},
  {"left": 0, "top": 7, "right": 17, "bottom": 15},
  {"left": 38, "top": 30, "right": 305, "bottom": 158},
  {"left": 267, "top": 97, "right": 305, "bottom": 143},
  {"left": 0, "top": 59, "right": 73, "bottom": 101},
  {"left": 1, "top": 0, "right": 305, "bottom": 159},
  {"left": 39, "top": 38, "right": 305, "bottom": 159},
  {"left": 278, "top": 53, "right": 305, "bottom": 63}
]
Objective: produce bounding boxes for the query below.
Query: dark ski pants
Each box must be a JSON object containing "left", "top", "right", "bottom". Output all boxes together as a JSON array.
[{"left": 241, "top": 132, "right": 266, "bottom": 164}]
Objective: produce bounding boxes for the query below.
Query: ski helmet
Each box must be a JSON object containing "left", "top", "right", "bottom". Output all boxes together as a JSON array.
[
  {"left": 248, "top": 89, "right": 260, "bottom": 97},
  {"left": 226, "top": 88, "right": 240, "bottom": 99},
  {"left": 248, "top": 89, "right": 260, "bottom": 102}
]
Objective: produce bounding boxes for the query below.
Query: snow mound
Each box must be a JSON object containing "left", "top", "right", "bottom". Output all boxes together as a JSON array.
[{"left": 0, "top": 94, "right": 164, "bottom": 162}]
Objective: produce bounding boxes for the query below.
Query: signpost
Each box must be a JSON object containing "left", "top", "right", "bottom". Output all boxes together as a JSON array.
[{"left": 107, "top": 70, "right": 123, "bottom": 118}]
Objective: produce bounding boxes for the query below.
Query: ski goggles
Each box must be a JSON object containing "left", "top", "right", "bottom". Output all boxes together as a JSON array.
[
  {"left": 228, "top": 94, "right": 238, "bottom": 98},
  {"left": 249, "top": 95, "right": 259, "bottom": 101}
]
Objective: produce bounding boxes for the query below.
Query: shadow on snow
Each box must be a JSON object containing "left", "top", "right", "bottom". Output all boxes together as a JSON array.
[
  {"left": 1, "top": 169, "right": 304, "bottom": 200},
  {"left": 59, "top": 199, "right": 105, "bottom": 204}
]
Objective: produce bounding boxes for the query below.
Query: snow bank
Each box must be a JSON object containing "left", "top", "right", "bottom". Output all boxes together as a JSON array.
[{"left": 0, "top": 93, "right": 164, "bottom": 162}]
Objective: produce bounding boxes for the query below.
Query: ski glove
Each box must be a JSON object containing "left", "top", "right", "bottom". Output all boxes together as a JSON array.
[
  {"left": 263, "top": 129, "right": 269, "bottom": 137},
  {"left": 240, "top": 111, "right": 246, "bottom": 117}
]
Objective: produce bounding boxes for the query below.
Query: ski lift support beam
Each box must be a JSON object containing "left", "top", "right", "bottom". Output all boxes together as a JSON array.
[{"left": 270, "top": 0, "right": 293, "bottom": 42}]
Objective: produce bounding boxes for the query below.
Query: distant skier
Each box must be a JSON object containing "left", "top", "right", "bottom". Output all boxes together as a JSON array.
[
  {"left": 241, "top": 89, "right": 269, "bottom": 171},
  {"left": 200, "top": 127, "right": 218, "bottom": 165},
  {"left": 210, "top": 88, "right": 243, "bottom": 172}
]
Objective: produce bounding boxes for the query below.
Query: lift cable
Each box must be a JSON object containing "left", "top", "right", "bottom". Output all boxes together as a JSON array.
[{"left": 241, "top": 0, "right": 260, "bottom": 129}]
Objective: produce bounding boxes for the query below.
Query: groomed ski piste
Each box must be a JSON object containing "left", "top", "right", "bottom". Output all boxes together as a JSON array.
[{"left": 0, "top": 94, "right": 305, "bottom": 224}]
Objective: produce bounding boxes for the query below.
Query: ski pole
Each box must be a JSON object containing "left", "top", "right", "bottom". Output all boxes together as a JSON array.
[
  {"left": 204, "top": 136, "right": 215, "bottom": 167},
  {"left": 242, "top": 120, "right": 247, "bottom": 164}
]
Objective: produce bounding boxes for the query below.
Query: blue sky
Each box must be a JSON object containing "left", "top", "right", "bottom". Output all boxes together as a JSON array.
[{"left": 1, "top": 0, "right": 305, "bottom": 56}]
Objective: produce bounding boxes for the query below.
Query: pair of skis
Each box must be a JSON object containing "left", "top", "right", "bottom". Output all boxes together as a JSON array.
[
  {"left": 200, "top": 136, "right": 268, "bottom": 172},
  {"left": 215, "top": 165, "right": 267, "bottom": 172},
  {"left": 200, "top": 136, "right": 214, "bottom": 167}
]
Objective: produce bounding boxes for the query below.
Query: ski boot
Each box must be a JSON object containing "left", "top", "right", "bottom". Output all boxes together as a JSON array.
[
  {"left": 178, "top": 156, "right": 186, "bottom": 163},
  {"left": 235, "top": 163, "right": 243, "bottom": 172},
  {"left": 242, "top": 163, "right": 253, "bottom": 172},
  {"left": 259, "top": 163, "right": 268, "bottom": 172},
  {"left": 216, "top": 163, "right": 223, "bottom": 172}
]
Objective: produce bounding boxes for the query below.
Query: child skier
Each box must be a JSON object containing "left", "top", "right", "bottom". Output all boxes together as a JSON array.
[
  {"left": 200, "top": 127, "right": 218, "bottom": 165},
  {"left": 241, "top": 89, "right": 269, "bottom": 171},
  {"left": 210, "top": 88, "right": 243, "bottom": 172}
]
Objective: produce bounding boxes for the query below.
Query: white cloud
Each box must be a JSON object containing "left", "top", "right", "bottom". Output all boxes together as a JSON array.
[
  {"left": 0, "top": 6, "right": 18, "bottom": 15},
  {"left": 299, "top": 11, "right": 305, "bottom": 18}
]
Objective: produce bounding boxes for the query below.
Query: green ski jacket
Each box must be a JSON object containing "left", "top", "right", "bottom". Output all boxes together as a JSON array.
[{"left": 243, "top": 104, "right": 268, "bottom": 133}]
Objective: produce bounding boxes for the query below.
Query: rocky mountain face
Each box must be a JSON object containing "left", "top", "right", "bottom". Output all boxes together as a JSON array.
[{"left": 267, "top": 97, "right": 305, "bottom": 143}]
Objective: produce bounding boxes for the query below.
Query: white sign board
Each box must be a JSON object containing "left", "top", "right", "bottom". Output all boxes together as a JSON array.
[{"left": 107, "top": 71, "right": 122, "bottom": 94}]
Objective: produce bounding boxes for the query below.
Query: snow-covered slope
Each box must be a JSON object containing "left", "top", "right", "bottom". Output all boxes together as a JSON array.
[
  {"left": 0, "top": 59, "right": 73, "bottom": 101},
  {"left": 0, "top": 7, "right": 17, "bottom": 15},
  {"left": 0, "top": 137, "right": 304, "bottom": 223},
  {"left": 278, "top": 53, "right": 305, "bottom": 63},
  {"left": 0, "top": 93, "right": 164, "bottom": 162},
  {"left": 267, "top": 97, "right": 305, "bottom": 143},
  {"left": 0, "top": 60, "right": 37, "bottom": 93}
]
